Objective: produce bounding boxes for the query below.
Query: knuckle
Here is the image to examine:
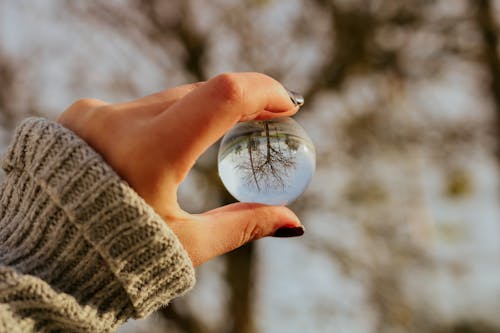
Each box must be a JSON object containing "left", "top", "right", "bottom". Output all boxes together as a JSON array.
[
  {"left": 241, "top": 220, "right": 264, "bottom": 245},
  {"left": 192, "top": 81, "right": 206, "bottom": 89},
  {"left": 251, "top": 225, "right": 265, "bottom": 240},
  {"left": 240, "top": 206, "right": 273, "bottom": 244},
  {"left": 68, "top": 98, "right": 103, "bottom": 112},
  {"left": 210, "top": 73, "right": 244, "bottom": 104}
]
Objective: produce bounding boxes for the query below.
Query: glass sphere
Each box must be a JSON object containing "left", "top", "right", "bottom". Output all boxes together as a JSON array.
[{"left": 218, "top": 117, "right": 316, "bottom": 205}]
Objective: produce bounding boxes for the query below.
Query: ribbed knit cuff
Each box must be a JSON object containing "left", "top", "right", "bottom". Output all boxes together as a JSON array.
[{"left": 0, "top": 118, "right": 195, "bottom": 318}]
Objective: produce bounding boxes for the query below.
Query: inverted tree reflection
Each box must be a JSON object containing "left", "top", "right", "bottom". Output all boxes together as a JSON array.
[{"left": 236, "top": 121, "right": 297, "bottom": 192}]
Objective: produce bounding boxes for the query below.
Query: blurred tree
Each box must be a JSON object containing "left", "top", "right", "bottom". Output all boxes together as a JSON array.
[
  {"left": 2, "top": 0, "right": 500, "bottom": 332},
  {"left": 0, "top": 51, "right": 18, "bottom": 131},
  {"left": 0, "top": 49, "right": 41, "bottom": 156},
  {"left": 475, "top": 0, "right": 500, "bottom": 159},
  {"left": 61, "top": 1, "right": 500, "bottom": 332}
]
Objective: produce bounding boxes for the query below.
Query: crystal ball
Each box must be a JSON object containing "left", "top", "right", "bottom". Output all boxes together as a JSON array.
[{"left": 218, "top": 117, "right": 316, "bottom": 205}]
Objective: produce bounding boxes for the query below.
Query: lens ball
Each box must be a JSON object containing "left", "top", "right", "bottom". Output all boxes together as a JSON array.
[{"left": 218, "top": 117, "right": 316, "bottom": 205}]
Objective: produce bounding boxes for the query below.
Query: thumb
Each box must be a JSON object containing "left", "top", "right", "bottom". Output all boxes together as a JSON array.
[{"left": 170, "top": 203, "right": 304, "bottom": 267}]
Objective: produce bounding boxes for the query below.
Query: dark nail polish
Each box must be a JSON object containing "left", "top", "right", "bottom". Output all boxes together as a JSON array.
[
  {"left": 286, "top": 89, "right": 305, "bottom": 107},
  {"left": 273, "top": 226, "right": 305, "bottom": 238}
]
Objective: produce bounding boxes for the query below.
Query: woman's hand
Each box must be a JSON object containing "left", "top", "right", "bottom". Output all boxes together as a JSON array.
[{"left": 57, "top": 72, "right": 304, "bottom": 267}]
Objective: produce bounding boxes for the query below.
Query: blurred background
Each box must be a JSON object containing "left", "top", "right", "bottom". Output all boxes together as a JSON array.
[{"left": 2, "top": 1, "right": 500, "bottom": 332}]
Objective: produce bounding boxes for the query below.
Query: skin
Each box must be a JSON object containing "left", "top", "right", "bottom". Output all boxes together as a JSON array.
[{"left": 57, "top": 72, "right": 303, "bottom": 267}]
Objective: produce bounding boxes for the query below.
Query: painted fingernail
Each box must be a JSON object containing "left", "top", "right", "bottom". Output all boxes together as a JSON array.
[
  {"left": 286, "top": 88, "right": 304, "bottom": 107},
  {"left": 272, "top": 226, "right": 305, "bottom": 238}
]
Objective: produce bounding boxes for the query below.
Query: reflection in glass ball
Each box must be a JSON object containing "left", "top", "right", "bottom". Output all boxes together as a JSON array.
[{"left": 218, "top": 117, "right": 316, "bottom": 205}]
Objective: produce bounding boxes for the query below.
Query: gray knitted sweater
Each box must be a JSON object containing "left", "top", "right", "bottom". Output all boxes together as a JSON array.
[{"left": 0, "top": 118, "right": 196, "bottom": 332}]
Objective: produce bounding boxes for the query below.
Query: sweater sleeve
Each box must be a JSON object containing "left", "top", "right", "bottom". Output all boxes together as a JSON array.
[{"left": 0, "top": 118, "right": 196, "bottom": 332}]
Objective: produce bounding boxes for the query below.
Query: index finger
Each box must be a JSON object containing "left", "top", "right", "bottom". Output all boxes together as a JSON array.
[
  {"left": 113, "top": 82, "right": 206, "bottom": 116},
  {"left": 154, "top": 72, "right": 301, "bottom": 182}
]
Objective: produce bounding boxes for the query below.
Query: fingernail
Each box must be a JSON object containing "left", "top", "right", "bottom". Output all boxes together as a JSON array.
[
  {"left": 286, "top": 88, "right": 304, "bottom": 107},
  {"left": 272, "top": 226, "right": 305, "bottom": 238}
]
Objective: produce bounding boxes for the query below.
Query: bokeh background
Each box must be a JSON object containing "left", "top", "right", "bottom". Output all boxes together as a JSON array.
[{"left": 2, "top": 1, "right": 500, "bottom": 332}]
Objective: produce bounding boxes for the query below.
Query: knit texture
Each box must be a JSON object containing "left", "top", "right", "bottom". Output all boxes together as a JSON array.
[{"left": 0, "top": 118, "right": 196, "bottom": 332}]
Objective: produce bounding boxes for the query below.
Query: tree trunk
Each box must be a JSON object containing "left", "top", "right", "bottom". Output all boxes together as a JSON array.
[
  {"left": 225, "top": 242, "right": 256, "bottom": 333},
  {"left": 475, "top": 0, "right": 500, "bottom": 160}
]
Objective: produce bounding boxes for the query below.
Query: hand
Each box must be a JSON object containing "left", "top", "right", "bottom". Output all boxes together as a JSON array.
[{"left": 57, "top": 72, "right": 304, "bottom": 267}]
